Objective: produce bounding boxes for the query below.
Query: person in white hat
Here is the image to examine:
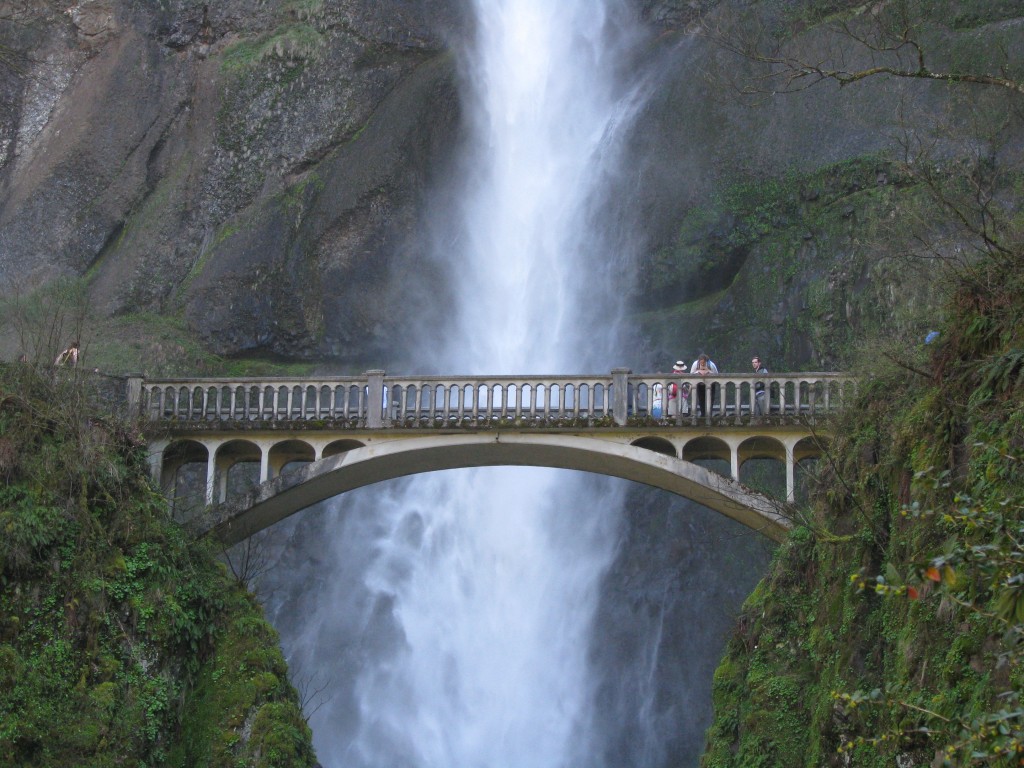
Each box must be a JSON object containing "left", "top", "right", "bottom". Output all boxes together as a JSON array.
[{"left": 666, "top": 360, "right": 688, "bottom": 417}]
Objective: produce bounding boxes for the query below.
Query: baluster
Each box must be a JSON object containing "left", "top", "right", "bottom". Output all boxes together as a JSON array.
[{"left": 413, "top": 384, "right": 424, "bottom": 423}]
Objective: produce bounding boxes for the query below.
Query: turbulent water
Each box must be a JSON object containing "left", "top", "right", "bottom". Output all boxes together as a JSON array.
[{"left": 263, "top": 2, "right": 661, "bottom": 766}]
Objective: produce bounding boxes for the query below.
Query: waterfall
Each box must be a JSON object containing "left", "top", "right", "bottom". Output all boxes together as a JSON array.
[{"left": 265, "top": 2, "right": 655, "bottom": 765}]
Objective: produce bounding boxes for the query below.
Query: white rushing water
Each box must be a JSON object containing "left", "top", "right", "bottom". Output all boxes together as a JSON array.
[{"left": 270, "top": 2, "right": 651, "bottom": 765}]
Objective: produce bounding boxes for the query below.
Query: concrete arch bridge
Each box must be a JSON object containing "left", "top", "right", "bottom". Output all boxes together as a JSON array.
[{"left": 129, "top": 369, "right": 854, "bottom": 546}]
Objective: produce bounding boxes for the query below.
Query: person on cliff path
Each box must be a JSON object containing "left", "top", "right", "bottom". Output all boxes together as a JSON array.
[
  {"left": 54, "top": 341, "right": 80, "bottom": 367},
  {"left": 752, "top": 355, "right": 768, "bottom": 416},
  {"left": 690, "top": 353, "right": 717, "bottom": 416}
]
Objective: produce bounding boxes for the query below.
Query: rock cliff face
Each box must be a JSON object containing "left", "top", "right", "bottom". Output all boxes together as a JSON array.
[
  {"left": 6, "top": 0, "right": 1019, "bottom": 373},
  {"left": 1, "top": 0, "right": 461, "bottom": 363},
  {"left": 7, "top": 0, "right": 1011, "bottom": 370}
]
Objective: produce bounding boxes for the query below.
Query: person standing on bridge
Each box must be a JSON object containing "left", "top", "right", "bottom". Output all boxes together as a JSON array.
[
  {"left": 752, "top": 355, "right": 768, "bottom": 416},
  {"left": 666, "top": 360, "right": 687, "bottom": 417},
  {"left": 690, "top": 353, "right": 717, "bottom": 416}
]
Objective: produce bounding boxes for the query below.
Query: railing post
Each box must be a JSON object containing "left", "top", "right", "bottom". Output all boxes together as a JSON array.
[
  {"left": 612, "top": 368, "right": 631, "bottom": 426},
  {"left": 366, "top": 370, "right": 386, "bottom": 428}
]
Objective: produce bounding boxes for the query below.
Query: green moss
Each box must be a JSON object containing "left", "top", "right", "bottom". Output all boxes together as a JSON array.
[
  {"left": 0, "top": 367, "right": 317, "bottom": 768},
  {"left": 221, "top": 24, "right": 324, "bottom": 74}
]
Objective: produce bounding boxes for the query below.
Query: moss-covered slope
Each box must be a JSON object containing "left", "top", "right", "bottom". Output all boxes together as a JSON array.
[
  {"left": 0, "top": 367, "right": 316, "bottom": 767},
  {"left": 701, "top": 252, "right": 1024, "bottom": 766}
]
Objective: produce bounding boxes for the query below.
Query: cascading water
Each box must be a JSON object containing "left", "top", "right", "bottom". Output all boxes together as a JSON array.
[{"left": 265, "top": 1, "right": 658, "bottom": 765}]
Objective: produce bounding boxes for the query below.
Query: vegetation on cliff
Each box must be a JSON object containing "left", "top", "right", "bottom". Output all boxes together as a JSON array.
[
  {"left": 700, "top": 2, "right": 1024, "bottom": 764},
  {"left": 702, "top": 249, "right": 1023, "bottom": 766},
  {"left": 0, "top": 365, "right": 316, "bottom": 767}
]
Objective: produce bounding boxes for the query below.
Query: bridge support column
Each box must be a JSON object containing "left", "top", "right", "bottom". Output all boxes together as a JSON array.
[
  {"left": 730, "top": 445, "right": 740, "bottom": 483},
  {"left": 612, "top": 368, "right": 631, "bottom": 426},
  {"left": 205, "top": 454, "right": 216, "bottom": 507},
  {"left": 148, "top": 445, "right": 163, "bottom": 485},
  {"left": 260, "top": 451, "right": 270, "bottom": 484},
  {"left": 126, "top": 375, "right": 144, "bottom": 418},
  {"left": 786, "top": 443, "right": 795, "bottom": 503},
  {"left": 366, "top": 370, "right": 385, "bottom": 428}
]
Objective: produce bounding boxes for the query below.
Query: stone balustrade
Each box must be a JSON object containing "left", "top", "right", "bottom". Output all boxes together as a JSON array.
[{"left": 131, "top": 370, "right": 854, "bottom": 428}]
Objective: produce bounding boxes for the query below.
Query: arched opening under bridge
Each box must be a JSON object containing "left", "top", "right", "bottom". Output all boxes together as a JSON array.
[{"left": 190, "top": 433, "right": 794, "bottom": 548}]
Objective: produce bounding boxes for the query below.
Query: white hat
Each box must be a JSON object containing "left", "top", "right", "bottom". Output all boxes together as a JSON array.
[{"left": 672, "top": 361, "right": 687, "bottom": 372}]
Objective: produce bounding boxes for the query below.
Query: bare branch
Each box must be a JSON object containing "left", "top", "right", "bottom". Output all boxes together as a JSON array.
[{"left": 700, "top": 6, "right": 1024, "bottom": 97}]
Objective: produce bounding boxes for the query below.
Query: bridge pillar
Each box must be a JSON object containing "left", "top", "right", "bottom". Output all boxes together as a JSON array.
[
  {"left": 366, "top": 370, "right": 385, "bottom": 429},
  {"left": 730, "top": 445, "right": 739, "bottom": 483},
  {"left": 126, "top": 375, "right": 144, "bottom": 417},
  {"left": 205, "top": 454, "right": 216, "bottom": 506},
  {"left": 260, "top": 451, "right": 270, "bottom": 484},
  {"left": 612, "top": 368, "right": 631, "bottom": 426},
  {"left": 785, "top": 443, "right": 795, "bottom": 503}
]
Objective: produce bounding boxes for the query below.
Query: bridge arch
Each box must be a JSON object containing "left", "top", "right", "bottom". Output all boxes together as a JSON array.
[
  {"left": 215, "top": 439, "right": 262, "bottom": 504},
  {"left": 323, "top": 438, "right": 367, "bottom": 458},
  {"left": 193, "top": 433, "right": 792, "bottom": 547},
  {"left": 161, "top": 439, "right": 208, "bottom": 492},
  {"left": 737, "top": 435, "right": 785, "bottom": 464},
  {"left": 268, "top": 439, "right": 315, "bottom": 479},
  {"left": 631, "top": 436, "right": 676, "bottom": 458},
  {"left": 682, "top": 436, "right": 731, "bottom": 464},
  {"left": 795, "top": 435, "right": 829, "bottom": 461},
  {"left": 161, "top": 439, "right": 209, "bottom": 517}
]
